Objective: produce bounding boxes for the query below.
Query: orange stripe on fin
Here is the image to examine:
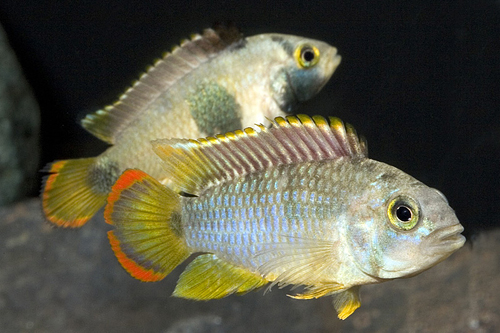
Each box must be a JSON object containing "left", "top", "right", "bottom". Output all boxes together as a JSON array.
[
  {"left": 104, "top": 169, "right": 149, "bottom": 225},
  {"left": 41, "top": 158, "right": 107, "bottom": 228},
  {"left": 108, "top": 231, "right": 166, "bottom": 282}
]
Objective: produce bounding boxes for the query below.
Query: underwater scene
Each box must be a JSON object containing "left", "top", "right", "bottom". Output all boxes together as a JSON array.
[{"left": 0, "top": 1, "right": 499, "bottom": 332}]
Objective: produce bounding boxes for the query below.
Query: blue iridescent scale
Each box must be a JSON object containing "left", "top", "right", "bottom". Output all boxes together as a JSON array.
[{"left": 181, "top": 161, "right": 343, "bottom": 271}]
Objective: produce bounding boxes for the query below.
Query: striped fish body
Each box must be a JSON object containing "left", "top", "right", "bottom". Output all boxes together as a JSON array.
[{"left": 42, "top": 26, "right": 341, "bottom": 227}]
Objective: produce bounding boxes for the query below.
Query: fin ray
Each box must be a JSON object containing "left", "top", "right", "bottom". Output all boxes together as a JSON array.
[
  {"left": 81, "top": 26, "right": 242, "bottom": 144},
  {"left": 173, "top": 254, "right": 267, "bottom": 300},
  {"left": 289, "top": 283, "right": 345, "bottom": 300},
  {"left": 42, "top": 158, "right": 107, "bottom": 228},
  {"left": 253, "top": 237, "right": 339, "bottom": 289},
  {"left": 333, "top": 286, "right": 361, "bottom": 320},
  {"left": 152, "top": 115, "right": 368, "bottom": 195}
]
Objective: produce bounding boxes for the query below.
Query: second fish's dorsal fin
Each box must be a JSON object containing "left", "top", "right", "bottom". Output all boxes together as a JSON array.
[
  {"left": 152, "top": 114, "right": 368, "bottom": 195},
  {"left": 81, "top": 25, "right": 242, "bottom": 144}
]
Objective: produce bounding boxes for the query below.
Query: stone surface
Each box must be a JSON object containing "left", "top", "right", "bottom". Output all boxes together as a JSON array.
[
  {"left": 1, "top": 199, "right": 499, "bottom": 332},
  {"left": 0, "top": 24, "right": 40, "bottom": 205}
]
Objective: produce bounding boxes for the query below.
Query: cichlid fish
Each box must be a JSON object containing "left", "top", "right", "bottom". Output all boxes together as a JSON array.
[
  {"left": 42, "top": 25, "right": 341, "bottom": 227},
  {"left": 104, "top": 115, "right": 465, "bottom": 319}
]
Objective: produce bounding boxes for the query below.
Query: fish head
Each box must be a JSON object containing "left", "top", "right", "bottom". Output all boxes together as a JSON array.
[
  {"left": 268, "top": 34, "right": 341, "bottom": 113},
  {"left": 346, "top": 168, "right": 465, "bottom": 280}
]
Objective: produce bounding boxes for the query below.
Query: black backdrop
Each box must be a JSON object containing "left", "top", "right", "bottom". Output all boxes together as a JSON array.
[{"left": 0, "top": 0, "right": 499, "bottom": 237}]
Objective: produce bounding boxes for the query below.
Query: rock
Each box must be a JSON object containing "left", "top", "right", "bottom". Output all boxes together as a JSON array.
[
  {"left": 1, "top": 199, "right": 499, "bottom": 332},
  {"left": 0, "top": 24, "right": 40, "bottom": 205}
]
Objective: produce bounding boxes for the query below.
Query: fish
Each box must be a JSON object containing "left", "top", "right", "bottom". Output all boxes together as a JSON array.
[
  {"left": 104, "top": 114, "right": 466, "bottom": 319},
  {"left": 42, "top": 25, "right": 341, "bottom": 228}
]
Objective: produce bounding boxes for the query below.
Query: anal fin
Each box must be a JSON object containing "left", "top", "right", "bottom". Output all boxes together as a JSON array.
[{"left": 173, "top": 254, "right": 267, "bottom": 300}]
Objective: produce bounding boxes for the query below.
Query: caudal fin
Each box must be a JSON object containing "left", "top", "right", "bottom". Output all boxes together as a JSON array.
[
  {"left": 105, "top": 169, "right": 190, "bottom": 282},
  {"left": 42, "top": 158, "right": 107, "bottom": 228}
]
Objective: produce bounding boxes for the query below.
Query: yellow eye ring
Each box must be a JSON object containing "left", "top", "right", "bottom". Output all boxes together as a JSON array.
[
  {"left": 387, "top": 195, "right": 420, "bottom": 231},
  {"left": 294, "top": 45, "right": 320, "bottom": 68}
]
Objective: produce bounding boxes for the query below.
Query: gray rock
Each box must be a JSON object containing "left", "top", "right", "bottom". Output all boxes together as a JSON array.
[
  {"left": 1, "top": 199, "right": 499, "bottom": 332},
  {"left": 0, "top": 24, "right": 40, "bottom": 205}
]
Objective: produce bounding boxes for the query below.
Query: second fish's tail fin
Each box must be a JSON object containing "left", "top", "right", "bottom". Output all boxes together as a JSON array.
[
  {"left": 42, "top": 158, "right": 108, "bottom": 228},
  {"left": 105, "top": 169, "right": 190, "bottom": 282}
]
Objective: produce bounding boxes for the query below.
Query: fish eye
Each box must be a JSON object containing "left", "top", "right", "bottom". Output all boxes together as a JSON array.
[
  {"left": 295, "top": 45, "right": 320, "bottom": 68},
  {"left": 396, "top": 205, "right": 412, "bottom": 221},
  {"left": 387, "top": 195, "right": 420, "bottom": 231}
]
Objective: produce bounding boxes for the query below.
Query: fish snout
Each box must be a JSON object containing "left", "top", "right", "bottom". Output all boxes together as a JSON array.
[
  {"left": 324, "top": 47, "right": 342, "bottom": 78},
  {"left": 426, "top": 224, "right": 466, "bottom": 255}
]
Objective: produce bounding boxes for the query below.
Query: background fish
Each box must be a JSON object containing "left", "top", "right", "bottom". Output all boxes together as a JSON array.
[
  {"left": 104, "top": 115, "right": 465, "bottom": 320},
  {"left": 42, "top": 25, "right": 341, "bottom": 227}
]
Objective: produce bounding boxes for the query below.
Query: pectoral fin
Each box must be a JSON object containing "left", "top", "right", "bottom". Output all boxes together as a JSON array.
[{"left": 173, "top": 254, "right": 267, "bottom": 300}]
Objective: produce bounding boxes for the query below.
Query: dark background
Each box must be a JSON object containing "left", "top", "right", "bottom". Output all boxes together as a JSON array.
[{"left": 0, "top": 0, "right": 498, "bottom": 238}]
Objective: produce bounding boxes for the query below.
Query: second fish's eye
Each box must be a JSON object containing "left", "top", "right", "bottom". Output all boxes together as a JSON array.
[{"left": 295, "top": 45, "right": 320, "bottom": 68}]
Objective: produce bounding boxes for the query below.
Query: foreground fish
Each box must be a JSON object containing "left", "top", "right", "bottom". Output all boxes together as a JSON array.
[
  {"left": 104, "top": 115, "right": 465, "bottom": 319},
  {"left": 42, "top": 26, "right": 341, "bottom": 227}
]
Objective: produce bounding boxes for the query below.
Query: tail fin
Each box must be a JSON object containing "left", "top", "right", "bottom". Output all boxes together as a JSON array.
[
  {"left": 42, "top": 158, "right": 107, "bottom": 228},
  {"left": 105, "top": 169, "right": 190, "bottom": 282}
]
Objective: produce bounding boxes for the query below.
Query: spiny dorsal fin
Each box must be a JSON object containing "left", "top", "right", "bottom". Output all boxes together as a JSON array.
[
  {"left": 81, "top": 25, "right": 243, "bottom": 144},
  {"left": 152, "top": 114, "right": 368, "bottom": 195}
]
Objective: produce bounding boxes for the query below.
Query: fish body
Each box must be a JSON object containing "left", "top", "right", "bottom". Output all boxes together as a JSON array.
[
  {"left": 42, "top": 26, "right": 341, "bottom": 227},
  {"left": 105, "top": 115, "right": 465, "bottom": 319}
]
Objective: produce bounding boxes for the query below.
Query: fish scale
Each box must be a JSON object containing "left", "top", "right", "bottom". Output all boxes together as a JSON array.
[{"left": 182, "top": 162, "right": 343, "bottom": 272}]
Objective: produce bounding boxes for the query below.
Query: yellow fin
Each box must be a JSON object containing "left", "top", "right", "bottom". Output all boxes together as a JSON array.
[
  {"left": 288, "top": 283, "right": 344, "bottom": 300},
  {"left": 173, "top": 254, "right": 267, "bottom": 300},
  {"left": 105, "top": 169, "right": 190, "bottom": 281},
  {"left": 41, "top": 158, "right": 107, "bottom": 228},
  {"left": 333, "top": 286, "right": 361, "bottom": 320}
]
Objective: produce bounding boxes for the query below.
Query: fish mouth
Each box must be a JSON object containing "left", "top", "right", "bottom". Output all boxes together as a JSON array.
[{"left": 428, "top": 224, "right": 466, "bottom": 254}]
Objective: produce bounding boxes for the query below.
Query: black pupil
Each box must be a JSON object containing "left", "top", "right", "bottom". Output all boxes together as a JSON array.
[
  {"left": 302, "top": 49, "right": 315, "bottom": 62},
  {"left": 396, "top": 205, "right": 412, "bottom": 222}
]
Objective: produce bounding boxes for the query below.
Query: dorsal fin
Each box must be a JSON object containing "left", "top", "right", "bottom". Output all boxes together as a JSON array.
[
  {"left": 152, "top": 114, "right": 368, "bottom": 195},
  {"left": 81, "top": 25, "right": 243, "bottom": 144}
]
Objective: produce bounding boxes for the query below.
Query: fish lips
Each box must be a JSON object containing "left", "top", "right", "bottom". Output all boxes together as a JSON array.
[{"left": 425, "top": 224, "right": 466, "bottom": 256}]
